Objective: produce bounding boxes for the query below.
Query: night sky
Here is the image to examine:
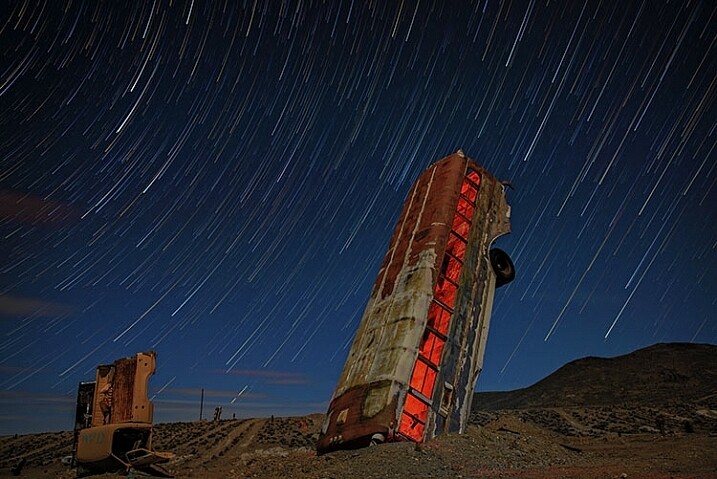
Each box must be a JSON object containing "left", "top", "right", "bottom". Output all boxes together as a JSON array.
[{"left": 1, "top": 0, "right": 715, "bottom": 435}]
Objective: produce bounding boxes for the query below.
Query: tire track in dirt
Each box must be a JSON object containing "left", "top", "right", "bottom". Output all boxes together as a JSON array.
[{"left": 199, "top": 418, "right": 265, "bottom": 465}]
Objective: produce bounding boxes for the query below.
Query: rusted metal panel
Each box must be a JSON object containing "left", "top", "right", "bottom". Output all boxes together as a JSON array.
[
  {"left": 112, "top": 356, "right": 137, "bottom": 423},
  {"left": 428, "top": 177, "right": 506, "bottom": 436},
  {"left": 375, "top": 156, "right": 464, "bottom": 300},
  {"left": 90, "top": 365, "right": 113, "bottom": 427},
  {"left": 317, "top": 150, "right": 512, "bottom": 454},
  {"left": 130, "top": 352, "right": 156, "bottom": 424},
  {"left": 319, "top": 380, "right": 398, "bottom": 450},
  {"left": 76, "top": 423, "right": 151, "bottom": 463},
  {"left": 89, "top": 352, "right": 156, "bottom": 427},
  {"left": 74, "top": 352, "right": 170, "bottom": 475}
]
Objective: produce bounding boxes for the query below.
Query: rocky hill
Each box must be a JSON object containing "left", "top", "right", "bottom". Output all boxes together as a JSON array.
[
  {"left": 471, "top": 343, "right": 717, "bottom": 437},
  {"left": 473, "top": 343, "right": 717, "bottom": 409}
]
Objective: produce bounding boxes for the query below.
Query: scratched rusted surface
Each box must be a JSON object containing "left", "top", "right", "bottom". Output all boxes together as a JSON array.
[
  {"left": 316, "top": 380, "right": 398, "bottom": 452},
  {"left": 317, "top": 151, "right": 512, "bottom": 454},
  {"left": 90, "top": 365, "right": 113, "bottom": 427},
  {"left": 89, "top": 352, "right": 156, "bottom": 426},
  {"left": 375, "top": 156, "right": 464, "bottom": 300},
  {"left": 76, "top": 351, "right": 166, "bottom": 473},
  {"left": 112, "top": 356, "right": 138, "bottom": 423}
]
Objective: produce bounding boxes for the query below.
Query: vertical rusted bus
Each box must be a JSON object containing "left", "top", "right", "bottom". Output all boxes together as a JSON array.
[
  {"left": 73, "top": 352, "right": 173, "bottom": 476},
  {"left": 317, "top": 150, "right": 514, "bottom": 454}
]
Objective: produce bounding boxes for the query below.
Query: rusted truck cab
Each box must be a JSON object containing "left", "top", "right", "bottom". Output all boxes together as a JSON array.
[
  {"left": 317, "top": 150, "right": 514, "bottom": 453},
  {"left": 73, "top": 351, "right": 173, "bottom": 476}
]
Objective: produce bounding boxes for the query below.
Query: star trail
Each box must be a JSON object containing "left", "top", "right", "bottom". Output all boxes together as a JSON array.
[{"left": 1, "top": 0, "right": 715, "bottom": 434}]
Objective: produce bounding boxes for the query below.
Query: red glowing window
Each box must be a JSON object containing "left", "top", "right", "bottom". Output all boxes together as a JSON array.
[
  {"left": 466, "top": 170, "right": 480, "bottom": 186},
  {"left": 451, "top": 214, "right": 470, "bottom": 240},
  {"left": 400, "top": 168, "right": 485, "bottom": 446},
  {"left": 456, "top": 196, "right": 475, "bottom": 220},
  {"left": 404, "top": 393, "right": 429, "bottom": 423},
  {"left": 441, "top": 253, "right": 462, "bottom": 284},
  {"left": 410, "top": 358, "right": 437, "bottom": 398},
  {"left": 461, "top": 181, "right": 478, "bottom": 203},
  {"left": 427, "top": 301, "right": 452, "bottom": 335},
  {"left": 445, "top": 233, "right": 466, "bottom": 261},
  {"left": 419, "top": 330, "right": 445, "bottom": 366},
  {"left": 434, "top": 275, "right": 457, "bottom": 309},
  {"left": 399, "top": 410, "right": 425, "bottom": 442}
]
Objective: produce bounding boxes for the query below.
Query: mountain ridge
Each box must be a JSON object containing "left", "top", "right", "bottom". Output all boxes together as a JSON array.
[{"left": 473, "top": 342, "right": 717, "bottom": 411}]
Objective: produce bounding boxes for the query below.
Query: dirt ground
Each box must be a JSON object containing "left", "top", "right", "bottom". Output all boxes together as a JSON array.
[
  {"left": 5, "top": 343, "right": 714, "bottom": 478},
  {"left": 1, "top": 412, "right": 715, "bottom": 479}
]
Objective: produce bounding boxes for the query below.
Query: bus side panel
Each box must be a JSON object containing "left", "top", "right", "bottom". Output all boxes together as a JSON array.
[
  {"left": 317, "top": 380, "right": 398, "bottom": 452},
  {"left": 429, "top": 174, "right": 511, "bottom": 436},
  {"left": 318, "top": 157, "right": 466, "bottom": 452}
]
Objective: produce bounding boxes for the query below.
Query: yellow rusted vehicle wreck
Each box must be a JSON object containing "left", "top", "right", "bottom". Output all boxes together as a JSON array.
[
  {"left": 317, "top": 150, "right": 515, "bottom": 453},
  {"left": 73, "top": 351, "right": 173, "bottom": 477}
]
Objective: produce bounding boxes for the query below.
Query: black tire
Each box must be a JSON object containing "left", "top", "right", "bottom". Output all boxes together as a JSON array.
[{"left": 490, "top": 249, "right": 515, "bottom": 288}]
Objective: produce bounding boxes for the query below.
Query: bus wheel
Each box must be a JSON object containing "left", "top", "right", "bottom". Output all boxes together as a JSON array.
[{"left": 490, "top": 249, "right": 515, "bottom": 287}]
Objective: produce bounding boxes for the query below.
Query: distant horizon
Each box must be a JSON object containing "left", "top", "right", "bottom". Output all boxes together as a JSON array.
[{"left": 3, "top": 340, "right": 715, "bottom": 436}]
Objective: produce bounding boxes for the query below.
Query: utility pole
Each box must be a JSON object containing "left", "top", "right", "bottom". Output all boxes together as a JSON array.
[{"left": 199, "top": 388, "right": 204, "bottom": 420}]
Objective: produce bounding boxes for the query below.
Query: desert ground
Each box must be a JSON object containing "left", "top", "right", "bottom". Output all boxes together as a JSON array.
[
  {"left": 1, "top": 343, "right": 716, "bottom": 478},
  {"left": 1, "top": 408, "right": 715, "bottom": 478}
]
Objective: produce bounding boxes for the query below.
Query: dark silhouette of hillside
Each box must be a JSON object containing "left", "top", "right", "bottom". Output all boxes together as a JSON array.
[{"left": 473, "top": 343, "right": 717, "bottom": 411}]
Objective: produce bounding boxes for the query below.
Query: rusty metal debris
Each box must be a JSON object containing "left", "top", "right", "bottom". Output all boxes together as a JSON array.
[
  {"left": 317, "top": 150, "right": 515, "bottom": 454},
  {"left": 72, "top": 351, "right": 174, "bottom": 477}
]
